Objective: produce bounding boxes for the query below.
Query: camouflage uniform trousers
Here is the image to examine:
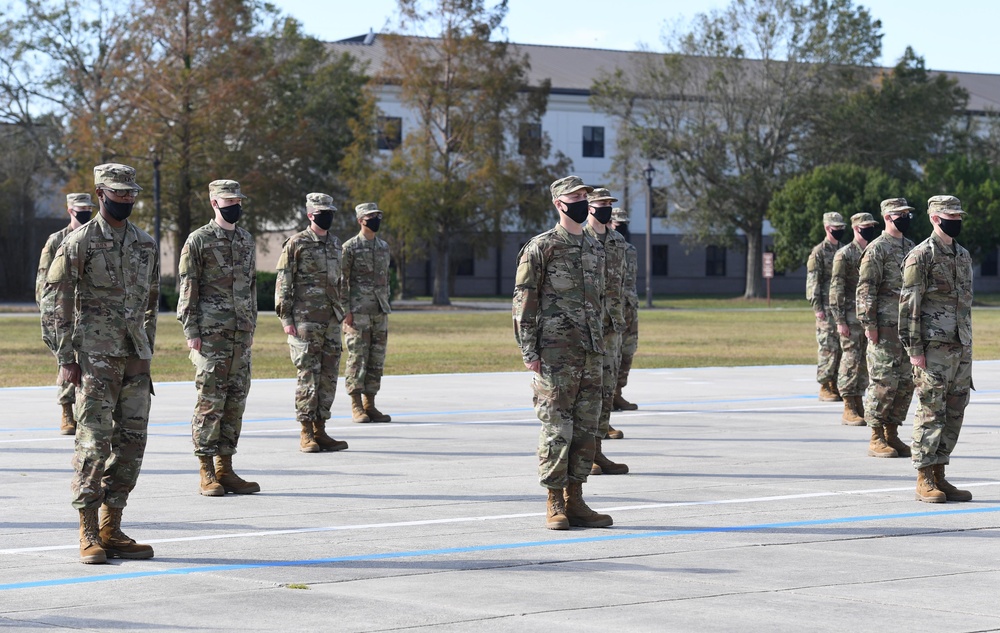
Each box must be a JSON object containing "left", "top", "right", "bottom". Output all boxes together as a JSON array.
[
  {"left": 289, "top": 319, "right": 343, "bottom": 424},
  {"left": 599, "top": 328, "right": 622, "bottom": 436},
  {"left": 815, "top": 313, "right": 841, "bottom": 384},
  {"left": 343, "top": 312, "right": 387, "bottom": 395},
  {"left": 837, "top": 322, "right": 869, "bottom": 397},
  {"left": 911, "top": 341, "right": 972, "bottom": 469},
  {"left": 534, "top": 345, "right": 603, "bottom": 489},
  {"left": 71, "top": 353, "right": 151, "bottom": 510},
  {"left": 616, "top": 308, "right": 638, "bottom": 394},
  {"left": 863, "top": 329, "right": 914, "bottom": 429},
  {"left": 190, "top": 330, "right": 252, "bottom": 457}
]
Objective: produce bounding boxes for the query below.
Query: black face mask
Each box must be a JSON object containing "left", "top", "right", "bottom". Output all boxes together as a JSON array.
[
  {"left": 73, "top": 210, "right": 92, "bottom": 224},
  {"left": 102, "top": 197, "right": 134, "bottom": 222},
  {"left": 938, "top": 218, "right": 962, "bottom": 238},
  {"left": 617, "top": 224, "right": 631, "bottom": 243},
  {"left": 891, "top": 214, "right": 911, "bottom": 234},
  {"left": 591, "top": 206, "right": 613, "bottom": 224},
  {"left": 859, "top": 226, "right": 878, "bottom": 242},
  {"left": 364, "top": 217, "right": 381, "bottom": 232},
  {"left": 562, "top": 199, "right": 589, "bottom": 224},
  {"left": 219, "top": 203, "right": 242, "bottom": 224},
  {"left": 830, "top": 228, "right": 845, "bottom": 242},
  {"left": 312, "top": 212, "right": 333, "bottom": 231}
]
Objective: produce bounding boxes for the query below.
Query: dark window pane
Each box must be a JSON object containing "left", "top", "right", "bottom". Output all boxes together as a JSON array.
[
  {"left": 583, "top": 126, "right": 604, "bottom": 158},
  {"left": 652, "top": 244, "right": 668, "bottom": 276},
  {"left": 377, "top": 116, "right": 402, "bottom": 150},
  {"left": 982, "top": 248, "right": 998, "bottom": 277},
  {"left": 706, "top": 245, "right": 726, "bottom": 277},
  {"left": 518, "top": 122, "right": 542, "bottom": 155}
]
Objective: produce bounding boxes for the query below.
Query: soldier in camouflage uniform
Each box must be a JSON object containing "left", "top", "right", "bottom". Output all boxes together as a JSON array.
[
  {"left": 806, "top": 212, "right": 846, "bottom": 402},
  {"left": 47, "top": 164, "right": 158, "bottom": 564},
  {"left": 342, "top": 202, "right": 392, "bottom": 424},
  {"left": 900, "top": 195, "right": 974, "bottom": 504},
  {"left": 856, "top": 198, "right": 916, "bottom": 458},
  {"left": 830, "top": 213, "right": 878, "bottom": 425},
  {"left": 178, "top": 179, "right": 259, "bottom": 497},
  {"left": 610, "top": 207, "right": 638, "bottom": 425},
  {"left": 584, "top": 189, "right": 629, "bottom": 476},
  {"left": 36, "top": 193, "right": 95, "bottom": 435},
  {"left": 513, "top": 175, "right": 613, "bottom": 531},
  {"left": 275, "top": 193, "right": 349, "bottom": 454}
]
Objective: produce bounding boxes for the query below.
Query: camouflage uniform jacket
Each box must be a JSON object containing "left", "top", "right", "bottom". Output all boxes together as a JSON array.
[
  {"left": 342, "top": 233, "right": 391, "bottom": 315},
  {"left": 177, "top": 219, "right": 257, "bottom": 339},
  {"left": 275, "top": 228, "right": 344, "bottom": 327},
  {"left": 513, "top": 223, "right": 605, "bottom": 365},
  {"left": 899, "top": 231, "right": 973, "bottom": 357},
  {"left": 46, "top": 214, "right": 159, "bottom": 365},
  {"left": 584, "top": 225, "right": 626, "bottom": 332},
  {"left": 829, "top": 239, "right": 866, "bottom": 326},
  {"left": 36, "top": 224, "right": 76, "bottom": 351},
  {"left": 856, "top": 233, "right": 914, "bottom": 332},
  {"left": 806, "top": 239, "right": 838, "bottom": 312},
  {"left": 623, "top": 243, "right": 639, "bottom": 311}
]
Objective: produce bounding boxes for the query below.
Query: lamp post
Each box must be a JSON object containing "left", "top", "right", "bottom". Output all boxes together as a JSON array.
[
  {"left": 151, "top": 147, "right": 165, "bottom": 310},
  {"left": 643, "top": 162, "right": 655, "bottom": 309}
]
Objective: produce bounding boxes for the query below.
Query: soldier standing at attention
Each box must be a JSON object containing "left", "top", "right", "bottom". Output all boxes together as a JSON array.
[
  {"left": 806, "top": 212, "right": 846, "bottom": 402},
  {"left": 47, "top": 163, "right": 158, "bottom": 564},
  {"left": 36, "top": 193, "right": 96, "bottom": 435},
  {"left": 900, "top": 195, "right": 974, "bottom": 504},
  {"left": 178, "top": 179, "right": 259, "bottom": 497},
  {"left": 856, "top": 198, "right": 916, "bottom": 458},
  {"left": 584, "top": 188, "right": 628, "bottom": 476},
  {"left": 610, "top": 207, "right": 638, "bottom": 424},
  {"left": 342, "top": 202, "right": 393, "bottom": 424},
  {"left": 275, "top": 193, "right": 349, "bottom": 453},
  {"left": 830, "top": 212, "right": 878, "bottom": 425},
  {"left": 513, "top": 175, "right": 612, "bottom": 530}
]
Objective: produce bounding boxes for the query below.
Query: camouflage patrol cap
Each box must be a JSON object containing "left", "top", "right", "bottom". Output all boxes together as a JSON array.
[
  {"left": 927, "top": 195, "right": 965, "bottom": 215},
  {"left": 306, "top": 192, "right": 336, "bottom": 212},
  {"left": 550, "top": 175, "right": 593, "bottom": 199},
  {"left": 850, "top": 212, "right": 877, "bottom": 227},
  {"left": 611, "top": 207, "right": 630, "bottom": 223},
  {"left": 66, "top": 193, "right": 95, "bottom": 208},
  {"left": 879, "top": 198, "right": 914, "bottom": 216},
  {"left": 94, "top": 163, "right": 142, "bottom": 191},
  {"left": 208, "top": 179, "right": 248, "bottom": 200},
  {"left": 588, "top": 187, "right": 618, "bottom": 204},
  {"left": 355, "top": 202, "right": 382, "bottom": 219},
  {"left": 823, "top": 212, "right": 846, "bottom": 227}
]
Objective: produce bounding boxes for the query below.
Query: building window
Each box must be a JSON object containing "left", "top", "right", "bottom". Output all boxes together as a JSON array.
[
  {"left": 518, "top": 122, "right": 542, "bottom": 155},
  {"left": 377, "top": 116, "right": 402, "bottom": 150},
  {"left": 453, "top": 243, "right": 474, "bottom": 277},
  {"left": 983, "top": 248, "right": 999, "bottom": 277},
  {"left": 651, "top": 186, "right": 669, "bottom": 218},
  {"left": 706, "top": 245, "right": 726, "bottom": 277},
  {"left": 582, "top": 126, "right": 604, "bottom": 158},
  {"left": 652, "top": 244, "right": 668, "bottom": 276}
]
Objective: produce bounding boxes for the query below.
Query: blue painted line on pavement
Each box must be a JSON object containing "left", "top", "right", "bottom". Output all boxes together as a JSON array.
[{"left": 3, "top": 504, "right": 999, "bottom": 592}]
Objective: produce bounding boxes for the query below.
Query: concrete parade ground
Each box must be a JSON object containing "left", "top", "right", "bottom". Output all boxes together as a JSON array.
[{"left": 2, "top": 363, "right": 1000, "bottom": 632}]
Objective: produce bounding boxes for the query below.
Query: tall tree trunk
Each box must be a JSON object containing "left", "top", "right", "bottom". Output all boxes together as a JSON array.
[
  {"left": 743, "top": 226, "right": 763, "bottom": 299},
  {"left": 432, "top": 229, "right": 451, "bottom": 306}
]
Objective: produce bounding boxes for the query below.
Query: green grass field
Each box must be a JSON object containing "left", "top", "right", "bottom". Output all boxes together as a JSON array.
[{"left": 4, "top": 302, "right": 1000, "bottom": 387}]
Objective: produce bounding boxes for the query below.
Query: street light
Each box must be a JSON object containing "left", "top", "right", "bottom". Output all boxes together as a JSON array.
[
  {"left": 643, "top": 162, "right": 655, "bottom": 309},
  {"left": 150, "top": 147, "right": 166, "bottom": 310}
]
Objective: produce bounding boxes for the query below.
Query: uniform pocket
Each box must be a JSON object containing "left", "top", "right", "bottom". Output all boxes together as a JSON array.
[{"left": 86, "top": 251, "right": 116, "bottom": 287}]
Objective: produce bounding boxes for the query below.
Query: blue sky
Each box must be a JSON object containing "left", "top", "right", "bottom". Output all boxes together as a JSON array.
[{"left": 273, "top": 0, "right": 995, "bottom": 75}]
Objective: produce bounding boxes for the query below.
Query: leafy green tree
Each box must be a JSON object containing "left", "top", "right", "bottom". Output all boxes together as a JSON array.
[{"left": 768, "top": 163, "right": 898, "bottom": 272}]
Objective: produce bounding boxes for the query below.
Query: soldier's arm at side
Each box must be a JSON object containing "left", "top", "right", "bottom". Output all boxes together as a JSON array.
[
  {"left": 46, "top": 239, "right": 82, "bottom": 380},
  {"left": 176, "top": 239, "right": 202, "bottom": 350},
  {"left": 35, "top": 236, "right": 57, "bottom": 307},
  {"left": 275, "top": 239, "right": 297, "bottom": 335},
  {"left": 513, "top": 242, "right": 543, "bottom": 371},
  {"left": 805, "top": 248, "right": 824, "bottom": 319},
  {"left": 248, "top": 244, "right": 257, "bottom": 341},
  {"left": 828, "top": 251, "right": 847, "bottom": 329},
  {"left": 341, "top": 242, "right": 354, "bottom": 327},
  {"left": 145, "top": 243, "right": 160, "bottom": 352},
  {"left": 856, "top": 247, "right": 883, "bottom": 343},
  {"left": 899, "top": 249, "right": 927, "bottom": 367}
]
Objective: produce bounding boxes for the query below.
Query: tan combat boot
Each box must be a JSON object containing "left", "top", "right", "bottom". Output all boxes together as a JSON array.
[
  {"left": 933, "top": 464, "right": 972, "bottom": 502},
  {"left": 313, "top": 419, "right": 348, "bottom": 452},
  {"left": 60, "top": 403, "right": 76, "bottom": 435},
  {"left": 198, "top": 455, "right": 225, "bottom": 496},
  {"left": 613, "top": 394, "right": 638, "bottom": 411},
  {"left": 605, "top": 425, "right": 624, "bottom": 440},
  {"left": 78, "top": 507, "right": 107, "bottom": 564},
  {"left": 867, "top": 426, "right": 898, "bottom": 458},
  {"left": 841, "top": 395, "right": 865, "bottom": 425},
  {"left": 363, "top": 394, "right": 392, "bottom": 423},
  {"left": 564, "top": 481, "right": 613, "bottom": 528},
  {"left": 299, "top": 420, "right": 320, "bottom": 453},
  {"left": 915, "top": 465, "right": 946, "bottom": 503},
  {"left": 546, "top": 488, "right": 569, "bottom": 530},
  {"left": 99, "top": 505, "right": 153, "bottom": 559},
  {"left": 350, "top": 392, "right": 370, "bottom": 423},
  {"left": 819, "top": 380, "right": 840, "bottom": 402},
  {"left": 883, "top": 424, "right": 911, "bottom": 457},
  {"left": 216, "top": 454, "right": 260, "bottom": 494},
  {"left": 592, "top": 438, "right": 629, "bottom": 475}
]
